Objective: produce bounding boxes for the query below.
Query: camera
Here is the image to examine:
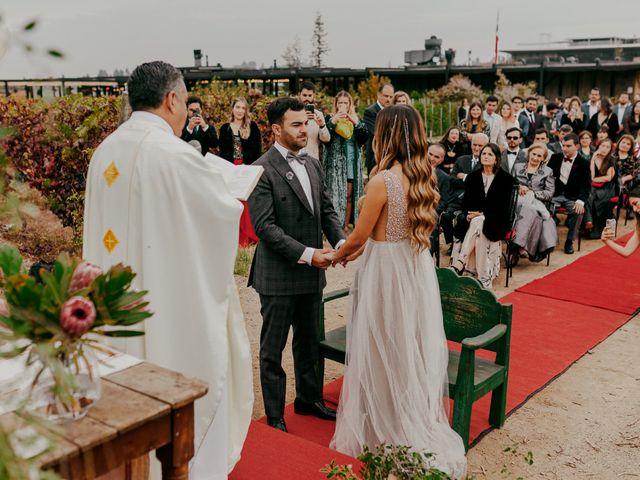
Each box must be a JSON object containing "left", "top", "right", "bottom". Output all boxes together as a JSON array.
[
  {"left": 191, "top": 107, "right": 201, "bottom": 117},
  {"left": 305, "top": 104, "right": 315, "bottom": 113},
  {"left": 605, "top": 218, "right": 616, "bottom": 233}
]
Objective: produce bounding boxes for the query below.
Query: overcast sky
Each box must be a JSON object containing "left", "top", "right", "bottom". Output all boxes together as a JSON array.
[{"left": 1, "top": 0, "right": 639, "bottom": 79}]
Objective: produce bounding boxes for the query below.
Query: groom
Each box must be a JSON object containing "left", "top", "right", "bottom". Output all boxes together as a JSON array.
[{"left": 248, "top": 97, "right": 345, "bottom": 432}]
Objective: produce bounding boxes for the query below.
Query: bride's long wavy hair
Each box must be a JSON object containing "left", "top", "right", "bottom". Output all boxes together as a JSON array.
[{"left": 371, "top": 105, "right": 439, "bottom": 252}]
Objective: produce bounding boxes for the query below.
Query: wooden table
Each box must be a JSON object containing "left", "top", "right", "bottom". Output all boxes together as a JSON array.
[{"left": 4, "top": 362, "right": 208, "bottom": 479}]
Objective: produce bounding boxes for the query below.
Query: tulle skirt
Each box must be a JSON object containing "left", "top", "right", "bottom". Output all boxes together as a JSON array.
[{"left": 330, "top": 239, "right": 467, "bottom": 479}]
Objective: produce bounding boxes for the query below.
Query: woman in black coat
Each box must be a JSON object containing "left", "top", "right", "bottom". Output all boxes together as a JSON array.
[
  {"left": 586, "top": 97, "right": 619, "bottom": 143},
  {"left": 451, "top": 142, "right": 515, "bottom": 288},
  {"left": 218, "top": 97, "right": 262, "bottom": 165}
]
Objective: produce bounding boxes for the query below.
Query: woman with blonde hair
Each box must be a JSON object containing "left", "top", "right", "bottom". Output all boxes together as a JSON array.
[
  {"left": 510, "top": 142, "right": 557, "bottom": 262},
  {"left": 492, "top": 100, "right": 519, "bottom": 149},
  {"left": 218, "top": 96, "right": 262, "bottom": 165},
  {"left": 218, "top": 96, "right": 262, "bottom": 245},
  {"left": 392, "top": 90, "right": 412, "bottom": 105},
  {"left": 322, "top": 90, "right": 368, "bottom": 230},
  {"left": 330, "top": 105, "right": 467, "bottom": 479}
]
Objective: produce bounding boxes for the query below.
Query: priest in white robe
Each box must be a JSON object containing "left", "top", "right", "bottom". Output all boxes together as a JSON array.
[{"left": 82, "top": 61, "right": 253, "bottom": 479}]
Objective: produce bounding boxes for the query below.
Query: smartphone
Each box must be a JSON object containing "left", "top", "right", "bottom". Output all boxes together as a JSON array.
[
  {"left": 338, "top": 104, "right": 348, "bottom": 115},
  {"left": 605, "top": 218, "right": 616, "bottom": 232},
  {"left": 305, "top": 104, "right": 315, "bottom": 113}
]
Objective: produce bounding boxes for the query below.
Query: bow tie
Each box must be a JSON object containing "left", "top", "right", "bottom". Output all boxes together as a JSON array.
[
  {"left": 563, "top": 157, "right": 573, "bottom": 163},
  {"left": 287, "top": 151, "right": 308, "bottom": 165},
  {"left": 508, "top": 151, "right": 517, "bottom": 156}
]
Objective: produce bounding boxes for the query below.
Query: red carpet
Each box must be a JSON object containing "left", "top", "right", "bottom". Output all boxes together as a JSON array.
[
  {"left": 517, "top": 237, "right": 640, "bottom": 315},
  {"left": 230, "top": 421, "right": 361, "bottom": 480},
  {"left": 232, "top": 240, "right": 637, "bottom": 478}
]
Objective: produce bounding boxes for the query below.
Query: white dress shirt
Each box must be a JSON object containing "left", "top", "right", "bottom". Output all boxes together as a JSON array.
[
  {"left": 273, "top": 142, "right": 344, "bottom": 265},
  {"left": 588, "top": 102, "right": 598, "bottom": 119},
  {"left": 506, "top": 149, "right": 520, "bottom": 173}
]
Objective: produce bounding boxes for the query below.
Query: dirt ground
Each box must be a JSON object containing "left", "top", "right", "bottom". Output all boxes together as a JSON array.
[{"left": 236, "top": 219, "right": 640, "bottom": 478}]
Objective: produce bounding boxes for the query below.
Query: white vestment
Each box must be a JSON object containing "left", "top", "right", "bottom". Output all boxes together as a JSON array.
[{"left": 82, "top": 111, "right": 253, "bottom": 478}]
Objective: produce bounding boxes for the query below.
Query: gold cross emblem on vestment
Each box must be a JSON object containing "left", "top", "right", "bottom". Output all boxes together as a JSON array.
[
  {"left": 103, "top": 229, "right": 119, "bottom": 254},
  {"left": 103, "top": 161, "right": 120, "bottom": 187}
]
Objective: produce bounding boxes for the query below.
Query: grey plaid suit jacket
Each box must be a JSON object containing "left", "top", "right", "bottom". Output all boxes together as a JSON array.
[{"left": 247, "top": 145, "right": 344, "bottom": 296}]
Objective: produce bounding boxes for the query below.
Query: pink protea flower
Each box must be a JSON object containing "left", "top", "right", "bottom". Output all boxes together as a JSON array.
[
  {"left": 60, "top": 296, "right": 96, "bottom": 337},
  {"left": 69, "top": 262, "right": 102, "bottom": 292},
  {"left": 0, "top": 297, "right": 9, "bottom": 317}
]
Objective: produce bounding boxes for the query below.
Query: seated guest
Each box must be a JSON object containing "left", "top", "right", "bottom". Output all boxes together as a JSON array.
[
  {"left": 623, "top": 100, "right": 640, "bottom": 138},
  {"left": 492, "top": 100, "right": 519, "bottom": 150},
  {"left": 459, "top": 100, "right": 491, "bottom": 143},
  {"left": 442, "top": 133, "right": 489, "bottom": 252},
  {"left": 587, "top": 97, "right": 619, "bottom": 143},
  {"left": 584, "top": 139, "right": 616, "bottom": 239},
  {"left": 548, "top": 124, "right": 573, "bottom": 154},
  {"left": 548, "top": 133, "right": 591, "bottom": 254},
  {"left": 531, "top": 128, "right": 555, "bottom": 159},
  {"left": 578, "top": 130, "right": 595, "bottom": 160},
  {"left": 601, "top": 185, "right": 640, "bottom": 256},
  {"left": 596, "top": 124, "right": 610, "bottom": 146},
  {"left": 500, "top": 127, "right": 526, "bottom": 176},
  {"left": 511, "top": 143, "right": 558, "bottom": 262},
  {"left": 427, "top": 144, "right": 451, "bottom": 254},
  {"left": 616, "top": 134, "right": 640, "bottom": 191},
  {"left": 323, "top": 91, "right": 368, "bottom": 230},
  {"left": 560, "top": 96, "right": 586, "bottom": 134},
  {"left": 439, "top": 126, "right": 467, "bottom": 173},
  {"left": 451, "top": 143, "right": 515, "bottom": 289}
]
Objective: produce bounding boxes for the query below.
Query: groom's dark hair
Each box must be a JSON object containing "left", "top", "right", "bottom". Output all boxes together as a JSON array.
[
  {"left": 267, "top": 97, "right": 305, "bottom": 125},
  {"left": 128, "top": 61, "right": 183, "bottom": 111}
]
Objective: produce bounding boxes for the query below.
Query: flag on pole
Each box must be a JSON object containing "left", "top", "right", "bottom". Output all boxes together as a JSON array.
[{"left": 494, "top": 9, "right": 500, "bottom": 65}]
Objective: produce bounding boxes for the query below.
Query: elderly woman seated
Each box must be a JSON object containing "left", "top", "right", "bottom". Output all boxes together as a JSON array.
[
  {"left": 451, "top": 143, "right": 515, "bottom": 289},
  {"left": 510, "top": 142, "right": 558, "bottom": 262}
]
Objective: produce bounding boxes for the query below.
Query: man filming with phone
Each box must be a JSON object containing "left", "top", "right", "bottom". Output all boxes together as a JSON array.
[
  {"left": 181, "top": 95, "right": 219, "bottom": 155},
  {"left": 298, "top": 81, "right": 330, "bottom": 160}
]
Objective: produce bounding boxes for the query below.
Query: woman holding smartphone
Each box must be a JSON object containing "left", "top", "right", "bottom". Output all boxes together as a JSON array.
[
  {"left": 323, "top": 91, "right": 368, "bottom": 231},
  {"left": 601, "top": 186, "right": 640, "bottom": 256}
]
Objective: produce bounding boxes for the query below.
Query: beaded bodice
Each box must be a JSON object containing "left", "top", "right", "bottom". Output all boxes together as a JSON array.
[{"left": 381, "top": 170, "right": 410, "bottom": 242}]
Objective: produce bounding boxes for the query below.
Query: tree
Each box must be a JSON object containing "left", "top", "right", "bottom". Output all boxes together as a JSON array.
[
  {"left": 310, "top": 12, "right": 329, "bottom": 68},
  {"left": 97, "top": 69, "right": 108, "bottom": 77},
  {"left": 282, "top": 36, "right": 304, "bottom": 68}
]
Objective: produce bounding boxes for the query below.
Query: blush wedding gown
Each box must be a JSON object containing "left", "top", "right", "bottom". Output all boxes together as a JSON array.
[{"left": 330, "top": 169, "right": 467, "bottom": 479}]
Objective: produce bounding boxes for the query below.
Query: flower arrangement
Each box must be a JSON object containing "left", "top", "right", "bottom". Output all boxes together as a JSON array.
[{"left": 0, "top": 244, "right": 152, "bottom": 421}]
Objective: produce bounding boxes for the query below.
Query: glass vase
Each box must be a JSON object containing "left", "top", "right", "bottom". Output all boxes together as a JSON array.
[{"left": 26, "top": 344, "right": 102, "bottom": 423}]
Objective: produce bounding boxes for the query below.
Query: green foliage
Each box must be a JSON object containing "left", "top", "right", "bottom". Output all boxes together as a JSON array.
[
  {"left": 234, "top": 245, "right": 255, "bottom": 277},
  {"left": 0, "top": 245, "right": 151, "bottom": 347},
  {"left": 322, "top": 444, "right": 471, "bottom": 480}
]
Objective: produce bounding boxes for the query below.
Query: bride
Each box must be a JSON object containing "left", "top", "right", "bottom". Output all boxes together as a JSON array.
[{"left": 329, "top": 105, "right": 467, "bottom": 478}]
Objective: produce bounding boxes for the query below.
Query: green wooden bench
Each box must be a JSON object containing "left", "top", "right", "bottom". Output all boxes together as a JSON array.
[{"left": 317, "top": 267, "right": 512, "bottom": 450}]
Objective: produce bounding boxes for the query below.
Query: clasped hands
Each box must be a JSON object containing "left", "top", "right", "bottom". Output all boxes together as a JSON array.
[{"left": 311, "top": 248, "right": 347, "bottom": 270}]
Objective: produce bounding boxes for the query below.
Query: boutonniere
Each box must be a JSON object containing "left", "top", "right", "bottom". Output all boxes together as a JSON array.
[{"left": 286, "top": 171, "right": 294, "bottom": 181}]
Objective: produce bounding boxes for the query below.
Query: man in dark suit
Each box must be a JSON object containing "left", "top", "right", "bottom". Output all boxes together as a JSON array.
[
  {"left": 614, "top": 92, "right": 632, "bottom": 134},
  {"left": 180, "top": 96, "right": 219, "bottom": 155},
  {"left": 442, "top": 133, "right": 488, "bottom": 249},
  {"left": 248, "top": 97, "right": 345, "bottom": 433},
  {"left": 518, "top": 97, "right": 544, "bottom": 147},
  {"left": 501, "top": 127, "right": 527, "bottom": 176},
  {"left": 363, "top": 83, "right": 394, "bottom": 175},
  {"left": 548, "top": 133, "right": 591, "bottom": 254}
]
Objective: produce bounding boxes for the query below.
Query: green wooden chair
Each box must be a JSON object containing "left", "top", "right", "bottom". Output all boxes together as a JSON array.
[{"left": 317, "top": 267, "right": 513, "bottom": 450}]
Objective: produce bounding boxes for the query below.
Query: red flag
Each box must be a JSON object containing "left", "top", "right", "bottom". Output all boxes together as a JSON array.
[{"left": 494, "top": 10, "right": 500, "bottom": 64}]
